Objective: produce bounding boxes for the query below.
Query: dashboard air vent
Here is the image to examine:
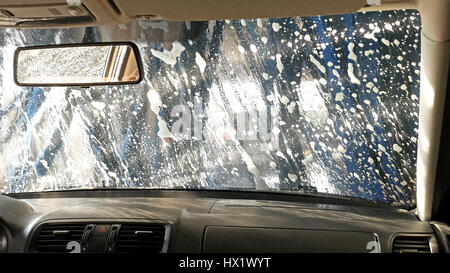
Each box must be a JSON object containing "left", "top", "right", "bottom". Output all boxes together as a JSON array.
[
  {"left": 392, "top": 235, "right": 431, "bottom": 253},
  {"left": 115, "top": 223, "right": 166, "bottom": 253},
  {"left": 35, "top": 223, "right": 87, "bottom": 252}
]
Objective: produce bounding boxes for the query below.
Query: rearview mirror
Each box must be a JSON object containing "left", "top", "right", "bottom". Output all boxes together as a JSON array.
[{"left": 14, "top": 42, "right": 142, "bottom": 86}]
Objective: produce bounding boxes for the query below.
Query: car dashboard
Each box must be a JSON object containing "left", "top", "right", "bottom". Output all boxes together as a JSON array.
[{"left": 0, "top": 190, "right": 449, "bottom": 253}]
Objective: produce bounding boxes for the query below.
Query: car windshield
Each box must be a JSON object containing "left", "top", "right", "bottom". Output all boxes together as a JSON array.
[{"left": 0, "top": 9, "right": 420, "bottom": 208}]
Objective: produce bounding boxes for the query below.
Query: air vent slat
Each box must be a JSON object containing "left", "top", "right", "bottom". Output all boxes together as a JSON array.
[
  {"left": 120, "top": 229, "right": 165, "bottom": 232},
  {"left": 39, "top": 231, "right": 84, "bottom": 235},
  {"left": 120, "top": 225, "right": 164, "bottom": 227},
  {"left": 117, "top": 240, "right": 165, "bottom": 245},
  {"left": 119, "top": 232, "right": 165, "bottom": 235},
  {"left": 118, "top": 235, "right": 165, "bottom": 239},
  {"left": 393, "top": 240, "right": 429, "bottom": 245},
  {"left": 115, "top": 223, "right": 166, "bottom": 253},
  {"left": 392, "top": 235, "right": 431, "bottom": 253},
  {"left": 36, "top": 239, "right": 81, "bottom": 244},
  {"left": 116, "top": 245, "right": 162, "bottom": 249},
  {"left": 41, "top": 224, "right": 86, "bottom": 228},
  {"left": 36, "top": 245, "right": 71, "bottom": 250},
  {"left": 393, "top": 244, "right": 430, "bottom": 248}
]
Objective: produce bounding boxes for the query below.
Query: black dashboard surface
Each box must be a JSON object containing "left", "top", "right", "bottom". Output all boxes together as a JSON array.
[{"left": 0, "top": 190, "right": 435, "bottom": 253}]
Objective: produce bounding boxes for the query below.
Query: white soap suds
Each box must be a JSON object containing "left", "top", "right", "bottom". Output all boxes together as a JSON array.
[
  {"left": 280, "top": 95, "right": 289, "bottom": 105},
  {"left": 91, "top": 101, "right": 105, "bottom": 111},
  {"left": 150, "top": 41, "right": 185, "bottom": 66},
  {"left": 272, "top": 22, "right": 281, "bottom": 32},
  {"left": 364, "top": 50, "right": 374, "bottom": 56},
  {"left": 393, "top": 144, "right": 403, "bottom": 153},
  {"left": 287, "top": 101, "right": 296, "bottom": 113},
  {"left": 335, "top": 92, "right": 344, "bottom": 102},
  {"left": 257, "top": 18, "right": 263, "bottom": 28},
  {"left": 347, "top": 63, "right": 361, "bottom": 85},
  {"left": 195, "top": 52, "right": 206, "bottom": 73},
  {"left": 147, "top": 89, "right": 175, "bottom": 140},
  {"left": 378, "top": 144, "right": 386, "bottom": 153},
  {"left": 332, "top": 69, "right": 340, "bottom": 78},
  {"left": 381, "top": 38, "right": 390, "bottom": 46},
  {"left": 348, "top": 42, "right": 358, "bottom": 62},
  {"left": 276, "top": 54, "right": 284, "bottom": 73},
  {"left": 310, "top": 55, "right": 326, "bottom": 74},
  {"left": 384, "top": 23, "right": 393, "bottom": 32},
  {"left": 288, "top": 173, "right": 298, "bottom": 182}
]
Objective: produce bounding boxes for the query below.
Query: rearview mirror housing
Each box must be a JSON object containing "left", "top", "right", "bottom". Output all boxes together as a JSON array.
[{"left": 14, "top": 42, "right": 143, "bottom": 87}]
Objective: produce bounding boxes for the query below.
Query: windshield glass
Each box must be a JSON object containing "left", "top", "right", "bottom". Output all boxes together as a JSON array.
[{"left": 0, "top": 10, "right": 421, "bottom": 208}]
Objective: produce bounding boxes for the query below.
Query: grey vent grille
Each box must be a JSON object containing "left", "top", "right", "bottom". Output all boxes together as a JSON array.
[
  {"left": 392, "top": 235, "right": 431, "bottom": 253},
  {"left": 115, "top": 223, "right": 166, "bottom": 253},
  {"left": 35, "top": 223, "right": 87, "bottom": 252}
]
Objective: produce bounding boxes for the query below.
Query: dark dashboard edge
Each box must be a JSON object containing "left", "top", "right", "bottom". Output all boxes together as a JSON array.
[{"left": 4, "top": 189, "right": 408, "bottom": 211}]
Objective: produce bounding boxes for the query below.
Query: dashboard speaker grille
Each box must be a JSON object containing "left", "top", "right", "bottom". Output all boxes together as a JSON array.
[
  {"left": 392, "top": 235, "right": 431, "bottom": 253},
  {"left": 48, "top": 8, "right": 62, "bottom": 16},
  {"left": 115, "top": 223, "right": 166, "bottom": 253},
  {"left": 35, "top": 223, "right": 87, "bottom": 252}
]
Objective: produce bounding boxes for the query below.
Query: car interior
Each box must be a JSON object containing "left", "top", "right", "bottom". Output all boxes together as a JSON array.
[{"left": 0, "top": 0, "right": 449, "bottom": 254}]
